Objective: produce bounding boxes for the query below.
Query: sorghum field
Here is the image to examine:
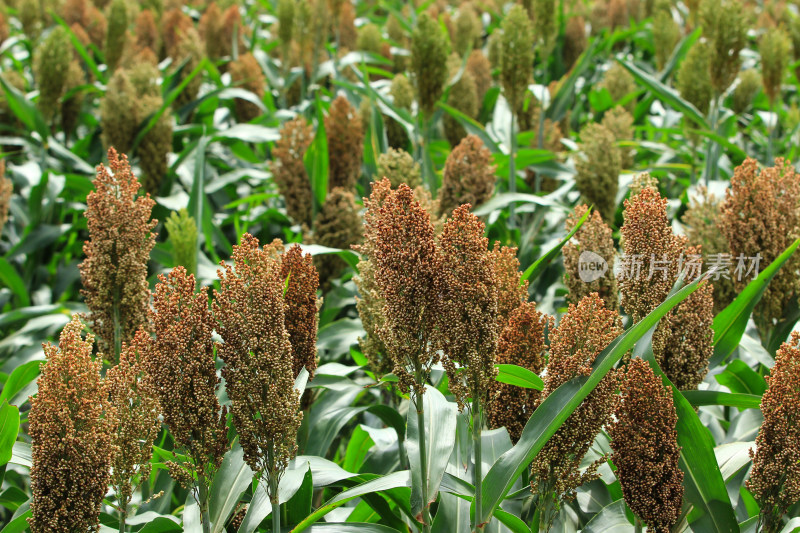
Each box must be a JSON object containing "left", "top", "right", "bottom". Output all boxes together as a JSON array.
[{"left": 1, "top": 0, "right": 800, "bottom": 531}]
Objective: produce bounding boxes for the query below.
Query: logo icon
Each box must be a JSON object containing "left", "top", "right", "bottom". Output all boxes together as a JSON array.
[{"left": 578, "top": 251, "right": 608, "bottom": 283}]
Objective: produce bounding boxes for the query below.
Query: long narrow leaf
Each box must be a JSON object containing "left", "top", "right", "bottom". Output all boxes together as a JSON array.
[{"left": 520, "top": 206, "right": 591, "bottom": 284}]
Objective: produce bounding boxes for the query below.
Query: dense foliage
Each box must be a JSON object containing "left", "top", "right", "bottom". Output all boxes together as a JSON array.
[{"left": 1, "top": 0, "right": 800, "bottom": 532}]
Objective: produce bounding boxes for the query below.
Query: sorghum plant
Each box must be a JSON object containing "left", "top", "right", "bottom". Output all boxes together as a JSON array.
[
  {"left": 214, "top": 233, "right": 304, "bottom": 533},
  {"left": 229, "top": 53, "right": 266, "bottom": 122},
  {"left": 438, "top": 135, "right": 496, "bottom": 217},
  {"left": 490, "top": 241, "right": 529, "bottom": 325},
  {"left": 487, "top": 301, "right": 551, "bottom": 443},
  {"left": 272, "top": 117, "right": 315, "bottom": 226},
  {"left": 28, "top": 316, "right": 115, "bottom": 533},
  {"left": 164, "top": 208, "right": 198, "bottom": 276},
  {"left": 325, "top": 95, "right": 363, "bottom": 191},
  {"left": 79, "top": 149, "right": 157, "bottom": 361},
  {"left": 574, "top": 123, "right": 621, "bottom": 222},
  {"left": 313, "top": 186, "right": 362, "bottom": 290},
  {"left": 610, "top": 358, "right": 684, "bottom": 533},
  {"left": 376, "top": 148, "right": 422, "bottom": 189},
  {"left": 0, "top": 160, "right": 10, "bottom": 236},
  {"left": 720, "top": 158, "right": 800, "bottom": 344},
  {"left": 410, "top": 12, "right": 448, "bottom": 118},
  {"left": 621, "top": 179, "right": 714, "bottom": 389},
  {"left": 530, "top": 293, "right": 622, "bottom": 531},
  {"left": 144, "top": 267, "right": 229, "bottom": 533},
  {"left": 360, "top": 179, "right": 443, "bottom": 532},
  {"left": 747, "top": 332, "right": 800, "bottom": 533},
  {"left": 682, "top": 187, "right": 736, "bottom": 314},
  {"left": 107, "top": 330, "right": 160, "bottom": 532},
  {"left": 439, "top": 205, "right": 499, "bottom": 530},
  {"left": 32, "top": 26, "right": 72, "bottom": 126},
  {"left": 281, "top": 243, "right": 321, "bottom": 381},
  {"left": 563, "top": 205, "right": 618, "bottom": 310}
]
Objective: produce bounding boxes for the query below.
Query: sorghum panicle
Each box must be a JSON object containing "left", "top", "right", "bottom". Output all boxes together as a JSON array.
[
  {"left": 439, "top": 204, "right": 499, "bottom": 409},
  {"left": 621, "top": 180, "right": 714, "bottom": 389},
  {"left": 499, "top": 5, "right": 534, "bottom": 117},
  {"left": 677, "top": 41, "right": 713, "bottom": 116},
  {"left": 438, "top": 134, "right": 496, "bottom": 217},
  {"left": 107, "top": 329, "right": 160, "bottom": 514},
  {"left": 32, "top": 26, "right": 72, "bottom": 124},
  {"left": 563, "top": 205, "right": 619, "bottom": 310},
  {"left": 214, "top": 234, "right": 302, "bottom": 479},
  {"left": 313, "top": 186, "right": 363, "bottom": 289},
  {"left": 720, "top": 158, "right": 800, "bottom": 336},
  {"left": 761, "top": 29, "right": 790, "bottom": 106},
  {"left": 376, "top": 148, "right": 422, "bottom": 189},
  {"left": 444, "top": 54, "right": 478, "bottom": 147},
  {"left": 490, "top": 242, "right": 529, "bottom": 325},
  {"left": 487, "top": 302, "right": 552, "bottom": 443},
  {"left": 599, "top": 63, "right": 636, "bottom": 113},
  {"left": 164, "top": 208, "right": 198, "bottom": 276},
  {"left": 363, "top": 179, "right": 442, "bottom": 393},
  {"left": 682, "top": 187, "right": 736, "bottom": 314},
  {"left": 280, "top": 244, "right": 321, "bottom": 380},
  {"left": 731, "top": 69, "right": 762, "bottom": 115},
  {"left": 387, "top": 74, "right": 414, "bottom": 149},
  {"left": 272, "top": 117, "right": 315, "bottom": 226},
  {"left": 79, "top": 149, "right": 157, "bottom": 358},
  {"left": 611, "top": 358, "right": 684, "bottom": 533},
  {"left": 747, "top": 332, "right": 800, "bottom": 533},
  {"left": 700, "top": 0, "right": 746, "bottom": 95},
  {"left": 530, "top": 293, "right": 621, "bottom": 522},
  {"left": 229, "top": 52, "right": 266, "bottom": 122},
  {"left": 601, "top": 105, "right": 634, "bottom": 169},
  {"left": 466, "top": 50, "right": 491, "bottom": 106},
  {"left": 144, "top": 267, "right": 228, "bottom": 487},
  {"left": 28, "top": 316, "right": 115, "bottom": 533},
  {"left": 104, "top": 0, "right": 128, "bottom": 72},
  {"left": 410, "top": 12, "right": 449, "bottom": 117},
  {"left": 325, "top": 95, "right": 364, "bottom": 191},
  {"left": 575, "top": 122, "right": 621, "bottom": 222}
]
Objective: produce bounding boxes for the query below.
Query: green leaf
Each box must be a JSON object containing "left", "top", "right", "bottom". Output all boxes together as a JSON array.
[
  {"left": 0, "top": 259, "right": 30, "bottom": 308},
  {"left": 711, "top": 239, "right": 800, "bottom": 368},
  {"left": 0, "top": 505, "right": 31, "bottom": 533},
  {"left": 0, "top": 360, "right": 42, "bottom": 405},
  {"left": 495, "top": 364, "right": 543, "bottom": 390},
  {"left": 478, "top": 278, "right": 701, "bottom": 523},
  {"left": 406, "top": 385, "right": 457, "bottom": 517},
  {"left": 343, "top": 426, "right": 375, "bottom": 473},
  {"left": 306, "top": 96, "right": 329, "bottom": 211},
  {"left": 617, "top": 59, "right": 709, "bottom": 129},
  {"left": 10, "top": 442, "right": 30, "bottom": 468},
  {"left": 471, "top": 193, "right": 558, "bottom": 218},
  {"left": 582, "top": 500, "right": 633, "bottom": 533},
  {"left": 520, "top": 206, "right": 591, "bottom": 284},
  {"left": 292, "top": 471, "right": 412, "bottom": 531},
  {"left": 681, "top": 390, "right": 761, "bottom": 410},
  {"left": 0, "top": 402, "right": 20, "bottom": 466},
  {"left": 286, "top": 466, "right": 313, "bottom": 526},
  {"left": 307, "top": 525, "right": 402, "bottom": 532},
  {"left": 492, "top": 509, "right": 531, "bottom": 533},
  {"left": 208, "top": 444, "right": 253, "bottom": 533},
  {"left": 50, "top": 12, "right": 105, "bottom": 82},
  {"left": 437, "top": 102, "right": 501, "bottom": 153},
  {"left": 715, "top": 360, "right": 767, "bottom": 396},
  {"left": 0, "top": 76, "right": 49, "bottom": 139}
]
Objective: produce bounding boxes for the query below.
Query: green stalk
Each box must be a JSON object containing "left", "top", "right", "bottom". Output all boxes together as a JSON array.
[
  {"left": 413, "top": 362, "right": 432, "bottom": 533},
  {"left": 509, "top": 113, "right": 517, "bottom": 227},
  {"left": 703, "top": 95, "right": 721, "bottom": 187},
  {"left": 198, "top": 476, "right": 211, "bottom": 533},
  {"left": 118, "top": 504, "right": 127, "bottom": 533},
  {"left": 634, "top": 518, "right": 643, "bottom": 533},
  {"left": 268, "top": 447, "right": 281, "bottom": 532},
  {"left": 415, "top": 395, "right": 432, "bottom": 533},
  {"left": 472, "top": 396, "right": 483, "bottom": 532}
]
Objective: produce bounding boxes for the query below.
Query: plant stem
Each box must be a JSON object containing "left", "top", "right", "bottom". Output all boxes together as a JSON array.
[
  {"left": 118, "top": 505, "right": 127, "bottom": 533},
  {"left": 634, "top": 518, "right": 643, "bottom": 533},
  {"left": 271, "top": 497, "right": 280, "bottom": 532},
  {"left": 414, "top": 387, "right": 432, "bottom": 533},
  {"left": 198, "top": 477, "right": 211, "bottom": 533},
  {"left": 509, "top": 113, "right": 517, "bottom": 227},
  {"left": 472, "top": 396, "right": 483, "bottom": 532}
]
